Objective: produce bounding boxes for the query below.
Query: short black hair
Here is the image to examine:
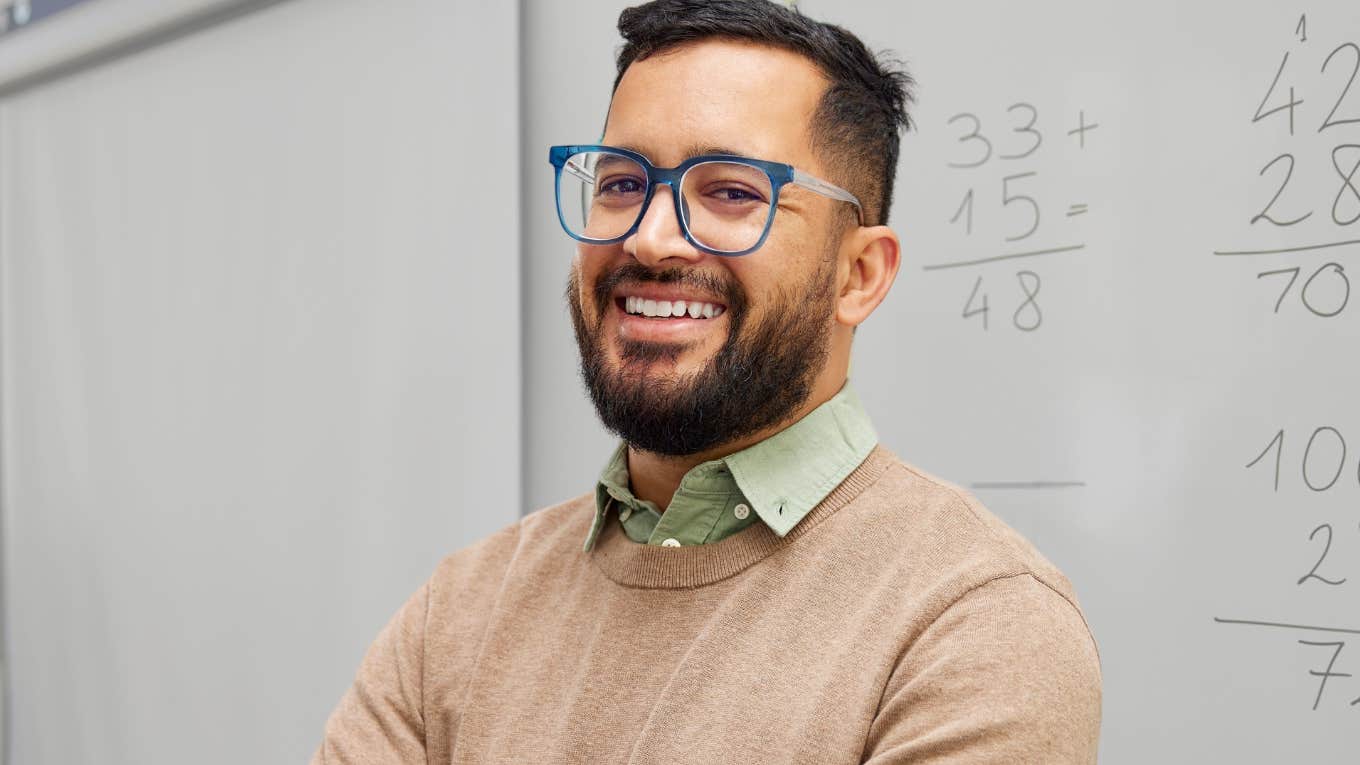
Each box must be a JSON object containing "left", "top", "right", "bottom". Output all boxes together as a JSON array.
[{"left": 612, "top": 0, "right": 914, "bottom": 226}]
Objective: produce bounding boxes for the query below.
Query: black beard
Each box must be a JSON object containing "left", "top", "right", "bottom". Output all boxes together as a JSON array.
[{"left": 567, "top": 258, "right": 835, "bottom": 457}]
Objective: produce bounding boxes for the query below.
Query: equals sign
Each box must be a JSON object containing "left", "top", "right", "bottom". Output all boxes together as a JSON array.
[{"left": 1066, "top": 203, "right": 1089, "bottom": 217}]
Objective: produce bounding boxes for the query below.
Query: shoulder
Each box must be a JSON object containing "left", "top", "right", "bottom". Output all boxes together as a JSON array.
[
  {"left": 854, "top": 454, "right": 1102, "bottom": 760},
  {"left": 417, "top": 494, "right": 594, "bottom": 663},
  {"left": 424, "top": 492, "right": 595, "bottom": 597},
  {"left": 865, "top": 569, "right": 1103, "bottom": 762},
  {"left": 835, "top": 449, "right": 1098, "bottom": 655}
]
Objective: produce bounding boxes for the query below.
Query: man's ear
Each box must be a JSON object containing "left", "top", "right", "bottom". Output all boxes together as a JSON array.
[{"left": 836, "top": 225, "right": 901, "bottom": 328}]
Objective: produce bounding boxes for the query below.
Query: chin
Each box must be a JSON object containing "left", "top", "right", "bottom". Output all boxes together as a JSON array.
[{"left": 608, "top": 338, "right": 713, "bottom": 381}]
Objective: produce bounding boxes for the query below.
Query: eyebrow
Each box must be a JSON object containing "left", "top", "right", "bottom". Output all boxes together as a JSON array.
[{"left": 614, "top": 142, "right": 756, "bottom": 163}]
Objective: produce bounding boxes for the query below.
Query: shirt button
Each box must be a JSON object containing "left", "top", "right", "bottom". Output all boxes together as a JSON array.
[
  {"left": 661, "top": 538, "right": 682, "bottom": 547},
  {"left": 619, "top": 507, "right": 632, "bottom": 522},
  {"left": 733, "top": 503, "right": 750, "bottom": 520}
]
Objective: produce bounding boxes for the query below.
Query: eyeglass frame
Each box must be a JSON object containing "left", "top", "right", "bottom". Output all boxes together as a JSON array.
[{"left": 547, "top": 144, "right": 864, "bottom": 257}]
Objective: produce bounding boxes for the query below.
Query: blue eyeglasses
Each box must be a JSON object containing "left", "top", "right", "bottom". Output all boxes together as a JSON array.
[{"left": 548, "top": 144, "right": 863, "bottom": 257}]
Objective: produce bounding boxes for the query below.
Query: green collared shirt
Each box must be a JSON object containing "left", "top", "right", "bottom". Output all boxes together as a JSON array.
[{"left": 583, "top": 384, "right": 877, "bottom": 552}]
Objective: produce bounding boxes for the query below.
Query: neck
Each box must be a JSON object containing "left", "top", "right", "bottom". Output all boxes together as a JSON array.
[{"left": 626, "top": 372, "right": 848, "bottom": 511}]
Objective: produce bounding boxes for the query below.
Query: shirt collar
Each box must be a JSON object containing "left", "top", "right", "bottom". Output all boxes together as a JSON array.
[{"left": 584, "top": 383, "right": 877, "bottom": 551}]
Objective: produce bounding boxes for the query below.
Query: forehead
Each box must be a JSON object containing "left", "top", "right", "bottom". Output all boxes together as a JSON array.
[{"left": 602, "top": 39, "right": 828, "bottom": 169}]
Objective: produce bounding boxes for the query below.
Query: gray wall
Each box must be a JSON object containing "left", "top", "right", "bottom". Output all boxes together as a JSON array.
[
  {"left": 1, "top": 0, "right": 519, "bottom": 762},
  {"left": 520, "top": 0, "right": 622, "bottom": 510}
]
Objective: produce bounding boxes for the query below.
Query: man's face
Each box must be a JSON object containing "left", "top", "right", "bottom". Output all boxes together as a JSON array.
[{"left": 568, "top": 40, "right": 848, "bottom": 456}]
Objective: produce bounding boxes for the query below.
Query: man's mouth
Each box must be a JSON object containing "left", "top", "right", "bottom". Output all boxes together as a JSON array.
[{"left": 617, "top": 295, "right": 727, "bottom": 320}]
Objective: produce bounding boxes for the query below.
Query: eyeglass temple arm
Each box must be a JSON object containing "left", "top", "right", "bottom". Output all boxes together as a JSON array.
[
  {"left": 791, "top": 169, "right": 865, "bottom": 225},
  {"left": 564, "top": 159, "right": 595, "bottom": 184}
]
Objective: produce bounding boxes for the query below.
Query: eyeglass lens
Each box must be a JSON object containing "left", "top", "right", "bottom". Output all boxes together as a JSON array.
[{"left": 558, "top": 150, "right": 774, "bottom": 253}]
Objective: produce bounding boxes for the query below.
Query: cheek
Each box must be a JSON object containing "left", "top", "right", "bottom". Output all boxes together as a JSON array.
[
  {"left": 572, "top": 254, "right": 605, "bottom": 316},
  {"left": 730, "top": 239, "right": 816, "bottom": 304}
]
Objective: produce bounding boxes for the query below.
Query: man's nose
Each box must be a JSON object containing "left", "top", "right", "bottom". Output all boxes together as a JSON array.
[{"left": 624, "top": 184, "right": 704, "bottom": 268}]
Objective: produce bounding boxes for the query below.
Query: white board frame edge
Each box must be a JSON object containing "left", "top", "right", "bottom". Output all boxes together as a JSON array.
[{"left": 0, "top": 0, "right": 294, "bottom": 98}]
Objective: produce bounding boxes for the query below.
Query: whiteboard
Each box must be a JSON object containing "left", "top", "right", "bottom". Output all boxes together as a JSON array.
[
  {"left": 518, "top": 0, "right": 1360, "bottom": 761},
  {"left": 807, "top": 1, "right": 1360, "bottom": 761}
]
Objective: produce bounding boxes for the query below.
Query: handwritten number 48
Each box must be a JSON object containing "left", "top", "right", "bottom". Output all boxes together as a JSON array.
[{"left": 963, "top": 272, "right": 1042, "bottom": 331}]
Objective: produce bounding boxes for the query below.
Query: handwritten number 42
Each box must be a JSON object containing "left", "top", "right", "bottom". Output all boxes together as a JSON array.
[{"left": 1253, "top": 42, "right": 1360, "bottom": 134}]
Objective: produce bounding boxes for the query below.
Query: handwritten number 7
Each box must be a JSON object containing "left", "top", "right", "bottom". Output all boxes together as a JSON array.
[{"left": 1257, "top": 267, "right": 1301, "bottom": 313}]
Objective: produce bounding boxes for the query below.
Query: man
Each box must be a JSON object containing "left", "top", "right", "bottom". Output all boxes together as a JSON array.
[{"left": 313, "top": 1, "right": 1102, "bottom": 762}]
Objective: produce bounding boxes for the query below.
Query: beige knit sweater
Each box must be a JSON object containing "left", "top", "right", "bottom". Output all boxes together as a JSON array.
[{"left": 312, "top": 447, "right": 1102, "bottom": 763}]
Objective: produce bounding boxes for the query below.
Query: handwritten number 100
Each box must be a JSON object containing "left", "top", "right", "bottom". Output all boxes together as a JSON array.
[{"left": 1247, "top": 426, "right": 1352, "bottom": 492}]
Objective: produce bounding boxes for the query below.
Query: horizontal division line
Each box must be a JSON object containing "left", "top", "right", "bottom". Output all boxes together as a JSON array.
[
  {"left": 1212, "top": 239, "right": 1360, "bottom": 257},
  {"left": 921, "top": 243, "right": 1086, "bottom": 271},
  {"left": 1214, "top": 617, "right": 1360, "bottom": 636},
  {"left": 970, "top": 481, "right": 1087, "bottom": 490}
]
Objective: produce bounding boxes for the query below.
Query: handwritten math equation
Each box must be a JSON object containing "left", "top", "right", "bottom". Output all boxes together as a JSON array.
[
  {"left": 1216, "top": 616, "right": 1360, "bottom": 713},
  {"left": 1226, "top": 420, "right": 1359, "bottom": 712},
  {"left": 1213, "top": 13, "right": 1360, "bottom": 317},
  {"left": 1245, "top": 425, "right": 1359, "bottom": 587},
  {"left": 1215, "top": 13, "right": 1360, "bottom": 715},
  {"left": 924, "top": 101, "right": 1099, "bottom": 332}
]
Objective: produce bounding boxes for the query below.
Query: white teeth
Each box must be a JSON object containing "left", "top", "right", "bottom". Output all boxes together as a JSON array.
[{"left": 622, "top": 296, "right": 725, "bottom": 319}]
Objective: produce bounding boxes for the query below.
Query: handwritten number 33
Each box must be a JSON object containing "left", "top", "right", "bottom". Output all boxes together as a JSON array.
[{"left": 947, "top": 103, "right": 1042, "bottom": 169}]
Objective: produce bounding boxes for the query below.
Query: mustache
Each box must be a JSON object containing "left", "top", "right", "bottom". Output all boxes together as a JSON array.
[{"left": 592, "top": 262, "right": 746, "bottom": 317}]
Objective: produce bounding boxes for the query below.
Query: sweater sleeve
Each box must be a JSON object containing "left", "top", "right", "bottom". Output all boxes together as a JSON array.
[
  {"left": 310, "top": 579, "right": 430, "bottom": 764},
  {"left": 861, "top": 573, "right": 1102, "bottom": 764}
]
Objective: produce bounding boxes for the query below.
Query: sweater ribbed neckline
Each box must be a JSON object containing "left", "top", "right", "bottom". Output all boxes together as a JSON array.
[{"left": 588, "top": 446, "right": 892, "bottom": 589}]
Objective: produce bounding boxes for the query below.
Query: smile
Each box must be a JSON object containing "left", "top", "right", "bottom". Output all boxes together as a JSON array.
[{"left": 620, "top": 295, "right": 726, "bottom": 319}]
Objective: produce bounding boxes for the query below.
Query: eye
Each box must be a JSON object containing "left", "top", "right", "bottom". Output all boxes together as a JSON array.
[
  {"left": 598, "top": 176, "right": 645, "bottom": 196},
  {"left": 715, "top": 187, "right": 761, "bottom": 202},
  {"left": 704, "top": 184, "right": 767, "bottom": 204}
]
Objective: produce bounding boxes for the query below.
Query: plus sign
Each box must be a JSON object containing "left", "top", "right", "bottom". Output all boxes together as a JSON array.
[{"left": 1068, "top": 110, "right": 1099, "bottom": 148}]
